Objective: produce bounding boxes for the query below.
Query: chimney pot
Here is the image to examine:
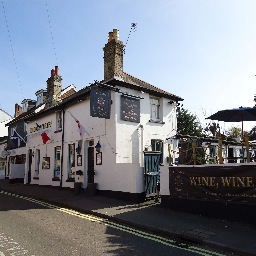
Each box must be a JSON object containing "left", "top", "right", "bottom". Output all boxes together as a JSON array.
[
  {"left": 55, "top": 66, "right": 59, "bottom": 76},
  {"left": 108, "top": 32, "right": 114, "bottom": 42},
  {"left": 112, "top": 29, "right": 119, "bottom": 41},
  {"left": 51, "top": 69, "right": 55, "bottom": 77}
]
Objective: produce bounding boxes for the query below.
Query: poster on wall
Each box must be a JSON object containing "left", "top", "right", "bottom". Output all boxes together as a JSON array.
[
  {"left": 90, "top": 85, "right": 111, "bottom": 119},
  {"left": 42, "top": 157, "right": 50, "bottom": 169},
  {"left": 77, "top": 155, "right": 82, "bottom": 166},
  {"left": 96, "top": 152, "right": 102, "bottom": 165},
  {"left": 121, "top": 96, "right": 140, "bottom": 123}
]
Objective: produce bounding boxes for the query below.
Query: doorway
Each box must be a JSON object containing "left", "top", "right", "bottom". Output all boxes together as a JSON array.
[
  {"left": 28, "top": 149, "right": 32, "bottom": 184},
  {"left": 87, "top": 140, "right": 95, "bottom": 183}
]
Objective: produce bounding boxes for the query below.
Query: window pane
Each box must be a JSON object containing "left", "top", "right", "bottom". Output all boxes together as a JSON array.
[
  {"left": 54, "top": 146, "right": 61, "bottom": 178},
  {"left": 68, "top": 144, "right": 75, "bottom": 178}
]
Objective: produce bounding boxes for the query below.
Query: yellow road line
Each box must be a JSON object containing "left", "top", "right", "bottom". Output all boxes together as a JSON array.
[{"left": 0, "top": 190, "right": 225, "bottom": 256}]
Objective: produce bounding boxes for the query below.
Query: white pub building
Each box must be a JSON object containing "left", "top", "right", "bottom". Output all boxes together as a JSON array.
[{"left": 23, "top": 29, "right": 183, "bottom": 202}]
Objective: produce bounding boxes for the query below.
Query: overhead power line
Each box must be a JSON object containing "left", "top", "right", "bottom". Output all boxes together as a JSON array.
[
  {"left": 45, "top": 0, "right": 58, "bottom": 65},
  {"left": 1, "top": 0, "right": 24, "bottom": 98}
]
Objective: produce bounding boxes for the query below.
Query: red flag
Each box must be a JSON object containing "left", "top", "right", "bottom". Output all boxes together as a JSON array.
[{"left": 36, "top": 123, "right": 50, "bottom": 144}]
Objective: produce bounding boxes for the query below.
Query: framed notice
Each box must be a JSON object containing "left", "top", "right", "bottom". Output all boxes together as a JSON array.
[
  {"left": 77, "top": 155, "right": 82, "bottom": 166},
  {"left": 96, "top": 152, "right": 102, "bottom": 165},
  {"left": 42, "top": 157, "right": 50, "bottom": 169}
]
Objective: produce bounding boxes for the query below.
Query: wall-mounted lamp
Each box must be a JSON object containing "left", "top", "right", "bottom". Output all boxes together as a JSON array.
[
  {"left": 76, "top": 144, "right": 81, "bottom": 154},
  {"left": 95, "top": 141, "right": 101, "bottom": 153}
]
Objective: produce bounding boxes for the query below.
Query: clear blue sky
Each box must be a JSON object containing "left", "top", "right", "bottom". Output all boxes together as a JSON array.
[{"left": 1, "top": 0, "right": 256, "bottom": 131}]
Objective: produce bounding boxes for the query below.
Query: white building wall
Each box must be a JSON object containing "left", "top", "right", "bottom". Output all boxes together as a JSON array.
[
  {"left": 114, "top": 87, "right": 176, "bottom": 195},
  {"left": 25, "top": 87, "right": 177, "bottom": 197},
  {"left": 9, "top": 163, "right": 25, "bottom": 179}
]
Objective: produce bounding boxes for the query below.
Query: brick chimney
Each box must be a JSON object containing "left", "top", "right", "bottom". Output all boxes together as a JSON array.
[
  {"left": 45, "top": 66, "right": 62, "bottom": 108},
  {"left": 14, "top": 103, "right": 22, "bottom": 117},
  {"left": 103, "top": 29, "right": 124, "bottom": 81}
]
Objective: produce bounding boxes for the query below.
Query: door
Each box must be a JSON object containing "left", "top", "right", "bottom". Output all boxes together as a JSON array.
[
  {"left": 28, "top": 150, "right": 32, "bottom": 184},
  {"left": 87, "top": 140, "right": 95, "bottom": 183},
  {"left": 228, "top": 148, "right": 234, "bottom": 163},
  {"left": 144, "top": 151, "right": 161, "bottom": 196}
]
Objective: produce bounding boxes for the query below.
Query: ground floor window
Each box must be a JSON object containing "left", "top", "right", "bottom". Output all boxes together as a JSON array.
[
  {"left": 35, "top": 149, "right": 40, "bottom": 177},
  {"left": 54, "top": 146, "right": 61, "bottom": 178},
  {"left": 0, "top": 159, "right": 5, "bottom": 170},
  {"left": 68, "top": 144, "right": 75, "bottom": 179},
  {"left": 16, "top": 154, "right": 26, "bottom": 164}
]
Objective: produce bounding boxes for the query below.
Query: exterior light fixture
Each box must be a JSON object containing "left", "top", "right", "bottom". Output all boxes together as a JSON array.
[{"left": 95, "top": 141, "right": 101, "bottom": 153}]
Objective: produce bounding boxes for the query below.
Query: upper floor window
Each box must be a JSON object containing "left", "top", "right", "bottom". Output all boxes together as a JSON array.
[
  {"left": 10, "top": 126, "right": 16, "bottom": 136},
  {"left": 37, "top": 94, "right": 43, "bottom": 106},
  {"left": 56, "top": 111, "right": 62, "bottom": 131},
  {"left": 36, "top": 89, "right": 47, "bottom": 107},
  {"left": 150, "top": 97, "right": 160, "bottom": 121}
]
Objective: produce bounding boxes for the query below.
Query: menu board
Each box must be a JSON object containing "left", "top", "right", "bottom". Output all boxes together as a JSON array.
[{"left": 121, "top": 95, "right": 140, "bottom": 123}]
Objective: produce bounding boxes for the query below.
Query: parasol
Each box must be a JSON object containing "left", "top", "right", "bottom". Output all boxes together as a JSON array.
[{"left": 206, "top": 106, "right": 256, "bottom": 135}]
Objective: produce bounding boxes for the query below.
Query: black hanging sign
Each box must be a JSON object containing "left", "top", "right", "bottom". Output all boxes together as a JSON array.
[
  {"left": 121, "top": 95, "right": 140, "bottom": 123},
  {"left": 90, "top": 86, "right": 111, "bottom": 119}
]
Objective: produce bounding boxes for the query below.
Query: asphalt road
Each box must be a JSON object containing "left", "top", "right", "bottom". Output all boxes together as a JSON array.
[{"left": 0, "top": 192, "right": 237, "bottom": 256}]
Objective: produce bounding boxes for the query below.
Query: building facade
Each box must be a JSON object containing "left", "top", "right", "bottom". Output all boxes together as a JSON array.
[{"left": 6, "top": 29, "right": 183, "bottom": 202}]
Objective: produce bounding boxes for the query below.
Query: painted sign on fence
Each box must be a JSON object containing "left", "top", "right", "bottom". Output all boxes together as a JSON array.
[{"left": 169, "top": 165, "right": 256, "bottom": 203}]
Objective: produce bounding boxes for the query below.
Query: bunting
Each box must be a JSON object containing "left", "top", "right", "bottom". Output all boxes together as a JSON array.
[{"left": 68, "top": 111, "right": 88, "bottom": 139}]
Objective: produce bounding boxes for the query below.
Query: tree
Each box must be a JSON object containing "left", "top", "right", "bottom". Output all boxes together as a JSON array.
[
  {"left": 203, "top": 122, "right": 220, "bottom": 138},
  {"left": 177, "top": 106, "right": 203, "bottom": 137},
  {"left": 225, "top": 126, "right": 242, "bottom": 139},
  {"left": 248, "top": 126, "right": 256, "bottom": 140}
]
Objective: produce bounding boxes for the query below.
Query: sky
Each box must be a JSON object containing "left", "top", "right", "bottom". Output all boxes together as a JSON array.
[{"left": 1, "top": 0, "right": 256, "bottom": 132}]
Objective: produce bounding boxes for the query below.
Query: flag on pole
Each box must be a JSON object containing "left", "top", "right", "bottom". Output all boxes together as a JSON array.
[
  {"left": 36, "top": 123, "right": 50, "bottom": 144},
  {"left": 10, "top": 128, "right": 26, "bottom": 147},
  {"left": 68, "top": 111, "right": 88, "bottom": 139}
]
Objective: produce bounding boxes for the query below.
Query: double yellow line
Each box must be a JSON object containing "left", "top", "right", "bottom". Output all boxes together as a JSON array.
[{"left": 0, "top": 191, "right": 225, "bottom": 256}]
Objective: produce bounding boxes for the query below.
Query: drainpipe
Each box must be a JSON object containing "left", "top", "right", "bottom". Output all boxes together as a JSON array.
[
  {"left": 60, "top": 109, "right": 65, "bottom": 189},
  {"left": 139, "top": 124, "right": 144, "bottom": 166}
]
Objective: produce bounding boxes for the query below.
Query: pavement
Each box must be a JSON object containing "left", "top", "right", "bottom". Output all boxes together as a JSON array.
[{"left": 0, "top": 179, "right": 255, "bottom": 256}]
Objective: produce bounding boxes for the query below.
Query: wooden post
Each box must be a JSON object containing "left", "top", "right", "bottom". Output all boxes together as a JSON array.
[
  {"left": 168, "top": 144, "right": 172, "bottom": 166},
  {"left": 244, "top": 134, "right": 250, "bottom": 163},
  {"left": 218, "top": 136, "right": 223, "bottom": 164},
  {"left": 192, "top": 140, "right": 196, "bottom": 165}
]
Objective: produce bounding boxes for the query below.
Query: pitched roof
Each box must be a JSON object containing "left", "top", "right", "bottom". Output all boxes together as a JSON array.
[
  {"left": 105, "top": 72, "right": 183, "bottom": 101},
  {"left": 6, "top": 85, "right": 79, "bottom": 126}
]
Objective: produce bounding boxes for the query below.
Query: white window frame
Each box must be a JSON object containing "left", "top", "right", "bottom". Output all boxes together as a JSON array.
[
  {"left": 54, "top": 146, "right": 61, "bottom": 178},
  {"left": 56, "top": 111, "right": 62, "bottom": 131},
  {"left": 150, "top": 97, "right": 160, "bottom": 121}
]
